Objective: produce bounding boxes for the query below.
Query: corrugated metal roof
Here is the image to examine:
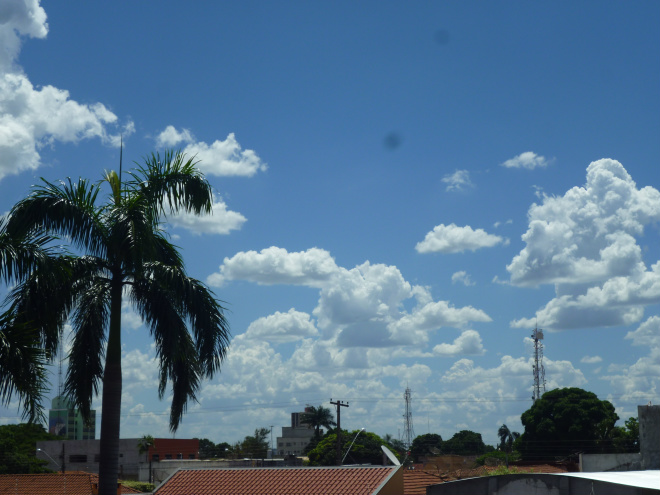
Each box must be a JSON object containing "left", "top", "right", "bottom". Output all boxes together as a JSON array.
[{"left": 557, "top": 470, "right": 660, "bottom": 490}]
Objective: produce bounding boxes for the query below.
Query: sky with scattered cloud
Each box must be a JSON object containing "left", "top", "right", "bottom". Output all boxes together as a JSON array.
[{"left": 1, "top": 1, "right": 658, "bottom": 448}]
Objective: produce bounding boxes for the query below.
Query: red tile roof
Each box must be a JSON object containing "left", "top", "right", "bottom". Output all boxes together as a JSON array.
[
  {"left": 403, "top": 469, "right": 446, "bottom": 495},
  {"left": 0, "top": 473, "right": 141, "bottom": 495},
  {"left": 154, "top": 466, "right": 401, "bottom": 495}
]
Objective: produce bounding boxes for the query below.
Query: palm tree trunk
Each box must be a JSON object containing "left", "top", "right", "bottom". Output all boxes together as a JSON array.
[{"left": 98, "top": 278, "right": 123, "bottom": 495}]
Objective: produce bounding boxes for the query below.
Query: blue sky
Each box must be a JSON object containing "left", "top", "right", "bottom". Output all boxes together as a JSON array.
[{"left": 1, "top": 1, "right": 659, "bottom": 447}]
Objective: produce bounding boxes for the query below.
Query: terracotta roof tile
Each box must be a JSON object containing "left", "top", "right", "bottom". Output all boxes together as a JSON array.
[
  {"left": 154, "top": 466, "right": 400, "bottom": 495},
  {"left": 0, "top": 473, "right": 142, "bottom": 495},
  {"left": 402, "top": 469, "right": 446, "bottom": 495}
]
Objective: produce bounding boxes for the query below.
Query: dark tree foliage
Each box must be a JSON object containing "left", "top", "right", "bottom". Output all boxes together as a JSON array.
[
  {"left": 410, "top": 433, "right": 443, "bottom": 462},
  {"left": 196, "top": 438, "right": 233, "bottom": 459},
  {"left": 519, "top": 387, "right": 619, "bottom": 461},
  {"left": 0, "top": 423, "right": 58, "bottom": 474},
  {"left": 240, "top": 428, "right": 270, "bottom": 459},
  {"left": 610, "top": 417, "right": 639, "bottom": 454},
  {"left": 307, "top": 430, "right": 391, "bottom": 466},
  {"left": 300, "top": 405, "right": 336, "bottom": 439},
  {"left": 442, "top": 430, "right": 488, "bottom": 456}
]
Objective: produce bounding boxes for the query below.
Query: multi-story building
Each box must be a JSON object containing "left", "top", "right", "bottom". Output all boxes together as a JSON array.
[
  {"left": 48, "top": 395, "right": 96, "bottom": 440},
  {"left": 276, "top": 409, "right": 317, "bottom": 457}
]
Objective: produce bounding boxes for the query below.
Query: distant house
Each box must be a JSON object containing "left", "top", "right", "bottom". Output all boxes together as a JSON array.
[
  {"left": 35, "top": 438, "right": 199, "bottom": 480},
  {"left": 153, "top": 466, "right": 403, "bottom": 495},
  {"left": 0, "top": 472, "right": 140, "bottom": 495}
]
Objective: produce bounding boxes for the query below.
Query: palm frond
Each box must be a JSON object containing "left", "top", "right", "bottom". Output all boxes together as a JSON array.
[
  {"left": 7, "top": 178, "right": 106, "bottom": 257},
  {"left": 127, "top": 151, "right": 214, "bottom": 217},
  {"left": 0, "top": 309, "right": 48, "bottom": 423},
  {"left": 131, "top": 272, "right": 207, "bottom": 431},
  {"left": 64, "top": 278, "right": 110, "bottom": 420},
  {"left": 142, "top": 263, "right": 230, "bottom": 376},
  {"left": 0, "top": 215, "right": 62, "bottom": 285}
]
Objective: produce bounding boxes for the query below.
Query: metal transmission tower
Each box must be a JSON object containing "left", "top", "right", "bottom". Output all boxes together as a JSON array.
[
  {"left": 531, "top": 326, "right": 546, "bottom": 402},
  {"left": 402, "top": 386, "right": 415, "bottom": 449}
]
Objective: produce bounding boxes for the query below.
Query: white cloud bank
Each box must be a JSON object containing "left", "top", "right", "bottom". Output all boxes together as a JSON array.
[
  {"left": 501, "top": 151, "right": 550, "bottom": 169},
  {"left": 208, "top": 247, "right": 491, "bottom": 353},
  {"left": 166, "top": 196, "right": 246, "bottom": 235},
  {"left": 0, "top": 1, "right": 129, "bottom": 181},
  {"left": 508, "top": 159, "right": 660, "bottom": 330},
  {"left": 156, "top": 126, "right": 267, "bottom": 178},
  {"left": 416, "top": 223, "right": 506, "bottom": 254}
]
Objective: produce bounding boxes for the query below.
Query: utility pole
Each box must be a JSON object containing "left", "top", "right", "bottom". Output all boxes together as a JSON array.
[{"left": 330, "top": 399, "right": 349, "bottom": 466}]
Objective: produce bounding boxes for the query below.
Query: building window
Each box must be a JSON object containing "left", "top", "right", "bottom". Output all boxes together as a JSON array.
[
  {"left": 69, "top": 455, "right": 87, "bottom": 463},
  {"left": 152, "top": 454, "right": 159, "bottom": 461},
  {"left": 188, "top": 454, "right": 195, "bottom": 459},
  {"left": 165, "top": 454, "right": 172, "bottom": 460},
  {"left": 94, "top": 454, "right": 100, "bottom": 463}
]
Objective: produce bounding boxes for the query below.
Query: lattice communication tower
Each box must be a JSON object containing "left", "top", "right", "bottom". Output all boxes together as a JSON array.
[
  {"left": 402, "top": 386, "right": 415, "bottom": 449},
  {"left": 531, "top": 326, "right": 546, "bottom": 402}
]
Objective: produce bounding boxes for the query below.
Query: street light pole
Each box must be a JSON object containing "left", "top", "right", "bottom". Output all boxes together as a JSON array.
[
  {"left": 36, "top": 448, "right": 61, "bottom": 472},
  {"left": 341, "top": 428, "right": 365, "bottom": 465}
]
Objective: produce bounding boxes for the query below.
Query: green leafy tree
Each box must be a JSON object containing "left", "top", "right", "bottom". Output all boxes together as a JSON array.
[
  {"left": 0, "top": 423, "right": 58, "bottom": 474},
  {"left": 519, "top": 387, "right": 619, "bottom": 461},
  {"left": 301, "top": 405, "right": 336, "bottom": 439},
  {"left": 442, "top": 430, "right": 488, "bottom": 456},
  {"left": 3, "top": 151, "right": 231, "bottom": 495},
  {"left": 410, "top": 433, "right": 443, "bottom": 462},
  {"left": 611, "top": 417, "right": 639, "bottom": 453},
  {"left": 307, "top": 429, "right": 390, "bottom": 466},
  {"left": 240, "top": 428, "right": 270, "bottom": 459}
]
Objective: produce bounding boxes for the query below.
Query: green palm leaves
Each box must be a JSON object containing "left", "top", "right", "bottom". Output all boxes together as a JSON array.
[{"left": 0, "top": 151, "right": 230, "bottom": 495}]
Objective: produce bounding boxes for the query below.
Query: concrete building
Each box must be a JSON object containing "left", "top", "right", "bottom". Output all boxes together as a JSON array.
[
  {"left": 48, "top": 395, "right": 95, "bottom": 440},
  {"left": 276, "top": 410, "right": 316, "bottom": 456},
  {"left": 35, "top": 437, "right": 199, "bottom": 480}
]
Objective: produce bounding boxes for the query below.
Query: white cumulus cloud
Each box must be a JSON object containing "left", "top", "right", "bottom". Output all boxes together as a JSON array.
[
  {"left": 433, "top": 330, "right": 485, "bottom": 356},
  {"left": 0, "top": 2, "right": 129, "bottom": 181},
  {"left": 166, "top": 196, "right": 246, "bottom": 235},
  {"left": 244, "top": 309, "right": 319, "bottom": 344},
  {"left": 452, "top": 270, "right": 475, "bottom": 286},
  {"left": 207, "top": 247, "right": 339, "bottom": 288},
  {"left": 156, "top": 126, "right": 267, "bottom": 177},
  {"left": 442, "top": 169, "right": 473, "bottom": 191},
  {"left": 501, "top": 151, "right": 550, "bottom": 169},
  {"left": 416, "top": 223, "right": 506, "bottom": 254},
  {"left": 508, "top": 159, "right": 660, "bottom": 331}
]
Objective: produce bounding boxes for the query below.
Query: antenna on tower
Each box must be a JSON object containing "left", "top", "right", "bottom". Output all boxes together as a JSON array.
[
  {"left": 531, "top": 325, "right": 546, "bottom": 402},
  {"left": 402, "top": 386, "right": 415, "bottom": 449}
]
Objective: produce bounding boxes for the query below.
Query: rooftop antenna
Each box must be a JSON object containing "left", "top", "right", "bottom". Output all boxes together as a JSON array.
[
  {"left": 402, "top": 386, "right": 415, "bottom": 450},
  {"left": 531, "top": 324, "right": 546, "bottom": 402}
]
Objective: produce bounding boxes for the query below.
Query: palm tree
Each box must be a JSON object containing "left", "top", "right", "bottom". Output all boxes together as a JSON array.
[
  {"left": 0, "top": 216, "right": 61, "bottom": 423},
  {"left": 497, "top": 424, "right": 520, "bottom": 467},
  {"left": 4, "top": 151, "right": 231, "bottom": 495},
  {"left": 301, "top": 405, "right": 336, "bottom": 439},
  {"left": 137, "top": 435, "right": 155, "bottom": 483}
]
